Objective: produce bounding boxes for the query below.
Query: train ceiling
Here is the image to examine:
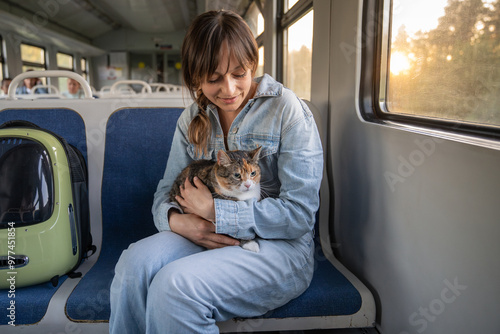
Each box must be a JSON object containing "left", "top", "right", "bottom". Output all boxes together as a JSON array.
[{"left": 0, "top": 0, "right": 251, "bottom": 41}]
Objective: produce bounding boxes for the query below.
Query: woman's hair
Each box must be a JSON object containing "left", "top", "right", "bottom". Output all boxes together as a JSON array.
[{"left": 181, "top": 10, "right": 259, "bottom": 157}]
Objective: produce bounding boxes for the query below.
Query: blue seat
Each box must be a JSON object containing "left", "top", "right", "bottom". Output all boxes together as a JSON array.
[
  {"left": 0, "top": 108, "right": 88, "bottom": 161},
  {"left": 0, "top": 108, "right": 86, "bottom": 326},
  {"left": 66, "top": 107, "right": 184, "bottom": 321},
  {"left": 65, "top": 105, "right": 372, "bottom": 330},
  {"left": 0, "top": 103, "right": 375, "bottom": 331}
]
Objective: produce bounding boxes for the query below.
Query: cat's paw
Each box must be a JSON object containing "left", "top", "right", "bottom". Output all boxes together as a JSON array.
[{"left": 240, "top": 240, "right": 260, "bottom": 252}]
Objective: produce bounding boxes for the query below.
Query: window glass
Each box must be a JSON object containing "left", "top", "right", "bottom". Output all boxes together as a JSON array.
[
  {"left": 57, "top": 52, "right": 74, "bottom": 90},
  {"left": 81, "top": 58, "right": 88, "bottom": 80},
  {"left": 81, "top": 58, "right": 87, "bottom": 73},
  {"left": 57, "top": 52, "right": 74, "bottom": 70},
  {"left": 256, "top": 46, "right": 264, "bottom": 77},
  {"left": 21, "top": 44, "right": 46, "bottom": 84},
  {"left": 286, "top": 0, "right": 299, "bottom": 11},
  {"left": 21, "top": 44, "right": 45, "bottom": 66},
  {"left": 22, "top": 65, "right": 45, "bottom": 72},
  {"left": 246, "top": 2, "right": 265, "bottom": 38},
  {"left": 0, "top": 35, "right": 4, "bottom": 81},
  {"left": 386, "top": 0, "right": 500, "bottom": 127},
  {"left": 284, "top": 9, "right": 313, "bottom": 100}
]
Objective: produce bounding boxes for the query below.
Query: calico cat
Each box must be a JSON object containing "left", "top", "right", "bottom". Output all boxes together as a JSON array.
[{"left": 169, "top": 146, "right": 262, "bottom": 252}]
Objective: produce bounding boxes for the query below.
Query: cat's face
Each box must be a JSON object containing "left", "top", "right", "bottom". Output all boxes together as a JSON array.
[{"left": 214, "top": 147, "right": 262, "bottom": 200}]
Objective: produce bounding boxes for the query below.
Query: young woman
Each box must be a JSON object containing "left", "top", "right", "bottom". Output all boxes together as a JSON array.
[{"left": 110, "top": 10, "right": 323, "bottom": 333}]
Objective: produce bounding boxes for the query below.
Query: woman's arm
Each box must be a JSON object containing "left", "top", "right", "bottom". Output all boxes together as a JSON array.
[{"left": 215, "top": 105, "right": 323, "bottom": 240}]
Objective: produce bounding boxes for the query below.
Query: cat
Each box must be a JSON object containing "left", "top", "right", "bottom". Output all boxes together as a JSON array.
[{"left": 169, "top": 146, "right": 262, "bottom": 252}]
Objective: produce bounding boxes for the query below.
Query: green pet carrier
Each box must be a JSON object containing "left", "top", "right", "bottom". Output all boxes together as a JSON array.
[{"left": 0, "top": 120, "right": 95, "bottom": 288}]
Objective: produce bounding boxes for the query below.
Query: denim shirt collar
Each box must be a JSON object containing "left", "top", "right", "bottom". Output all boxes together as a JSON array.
[
  {"left": 253, "top": 73, "right": 283, "bottom": 98},
  {"left": 206, "top": 74, "right": 282, "bottom": 115}
]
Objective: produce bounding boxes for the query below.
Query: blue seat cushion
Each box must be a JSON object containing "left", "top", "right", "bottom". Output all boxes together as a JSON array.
[
  {"left": 0, "top": 277, "right": 68, "bottom": 325},
  {"left": 264, "top": 239, "right": 362, "bottom": 318}
]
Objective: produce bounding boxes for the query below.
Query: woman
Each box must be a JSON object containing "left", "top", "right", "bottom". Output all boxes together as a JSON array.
[{"left": 110, "top": 10, "right": 323, "bottom": 333}]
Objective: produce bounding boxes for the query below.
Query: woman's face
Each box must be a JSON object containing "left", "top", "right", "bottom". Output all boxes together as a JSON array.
[{"left": 200, "top": 43, "right": 255, "bottom": 115}]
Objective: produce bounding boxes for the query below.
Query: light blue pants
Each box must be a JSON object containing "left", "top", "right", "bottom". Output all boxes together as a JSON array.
[{"left": 109, "top": 231, "right": 314, "bottom": 334}]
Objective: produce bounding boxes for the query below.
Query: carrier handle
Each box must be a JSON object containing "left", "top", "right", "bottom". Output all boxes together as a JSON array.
[
  {"left": 0, "top": 120, "right": 40, "bottom": 129},
  {"left": 7, "top": 70, "right": 93, "bottom": 100}
]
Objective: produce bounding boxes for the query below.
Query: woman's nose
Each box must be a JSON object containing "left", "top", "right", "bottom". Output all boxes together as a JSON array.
[{"left": 221, "top": 76, "right": 236, "bottom": 95}]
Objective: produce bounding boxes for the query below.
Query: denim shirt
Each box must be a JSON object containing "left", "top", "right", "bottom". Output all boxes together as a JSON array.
[{"left": 152, "top": 74, "right": 323, "bottom": 241}]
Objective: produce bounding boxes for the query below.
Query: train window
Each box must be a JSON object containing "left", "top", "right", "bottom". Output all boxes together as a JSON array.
[
  {"left": 21, "top": 43, "right": 46, "bottom": 72},
  {"left": 81, "top": 58, "right": 88, "bottom": 80},
  {"left": 57, "top": 52, "right": 74, "bottom": 71},
  {"left": 286, "top": 0, "right": 300, "bottom": 12},
  {"left": 0, "top": 35, "right": 4, "bottom": 80},
  {"left": 57, "top": 52, "right": 74, "bottom": 89},
  {"left": 245, "top": 1, "right": 265, "bottom": 77},
  {"left": 381, "top": 0, "right": 500, "bottom": 130},
  {"left": 283, "top": 8, "right": 313, "bottom": 100},
  {"left": 256, "top": 46, "right": 264, "bottom": 77},
  {"left": 246, "top": 1, "right": 264, "bottom": 38},
  {"left": 57, "top": 52, "right": 74, "bottom": 90}
]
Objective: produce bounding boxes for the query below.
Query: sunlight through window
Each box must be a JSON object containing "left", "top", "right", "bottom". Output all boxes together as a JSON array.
[{"left": 386, "top": 0, "right": 500, "bottom": 127}]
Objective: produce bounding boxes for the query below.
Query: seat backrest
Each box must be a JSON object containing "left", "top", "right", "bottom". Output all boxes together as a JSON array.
[
  {"left": 0, "top": 108, "right": 87, "bottom": 160},
  {"left": 100, "top": 107, "right": 184, "bottom": 252}
]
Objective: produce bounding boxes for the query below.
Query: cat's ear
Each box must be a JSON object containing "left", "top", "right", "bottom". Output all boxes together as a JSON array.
[
  {"left": 217, "top": 150, "right": 232, "bottom": 167},
  {"left": 249, "top": 146, "right": 262, "bottom": 163}
]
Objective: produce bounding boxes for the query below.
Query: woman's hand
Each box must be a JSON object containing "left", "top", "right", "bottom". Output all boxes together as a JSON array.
[
  {"left": 176, "top": 177, "right": 216, "bottom": 222},
  {"left": 169, "top": 211, "right": 239, "bottom": 249}
]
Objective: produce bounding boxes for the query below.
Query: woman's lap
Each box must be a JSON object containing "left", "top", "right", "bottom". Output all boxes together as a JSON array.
[{"left": 111, "top": 231, "right": 314, "bottom": 333}]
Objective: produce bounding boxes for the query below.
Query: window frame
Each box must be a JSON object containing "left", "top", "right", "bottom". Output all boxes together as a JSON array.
[
  {"left": 243, "top": 0, "right": 265, "bottom": 77},
  {"left": 81, "top": 57, "right": 88, "bottom": 80},
  {"left": 20, "top": 42, "right": 47, "bottom": 71},
  {"left": 0, "top": 35, "right": 5, "bottom": 80},
  {"left": 360, "top": 0, "right": 500, "bottom": 139},
  {"left": 279, "top": 0, "right": 313, "bottom": 98},
  {"left": 57, "top": 51, "right": 75, "bottom": 71}
]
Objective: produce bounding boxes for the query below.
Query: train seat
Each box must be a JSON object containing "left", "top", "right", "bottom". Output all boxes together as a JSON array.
[
  {"left": 0, "top": 100, "right": 375, "bottom": 332},
  {"left": 0, "top": 108, "right": 87, "bottom": 326}
]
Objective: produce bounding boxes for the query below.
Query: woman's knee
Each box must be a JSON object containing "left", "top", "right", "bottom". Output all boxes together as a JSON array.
[{"left": 115, "top": 232, "right": 205, "bottom": 281}]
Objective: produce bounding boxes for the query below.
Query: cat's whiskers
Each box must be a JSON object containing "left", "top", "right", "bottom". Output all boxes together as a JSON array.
[{"left": 258, "top": 178, "right": 279, "bottom": 199}]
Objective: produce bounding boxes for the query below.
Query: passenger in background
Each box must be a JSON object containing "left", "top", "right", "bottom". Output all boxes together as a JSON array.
[
  {"left": 16, "top": 70, "right": 48, "bottom": 94},
  {"left": 62, "top": 78, "right": 83, "bottom": 99},
  {"left": 1, "top": 78, "right": 12, "bottom": 96}
]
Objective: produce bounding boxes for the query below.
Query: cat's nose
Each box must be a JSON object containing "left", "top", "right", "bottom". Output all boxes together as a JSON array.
[{"left": 244, "top": 182, "right": 251, "bottom": 189}]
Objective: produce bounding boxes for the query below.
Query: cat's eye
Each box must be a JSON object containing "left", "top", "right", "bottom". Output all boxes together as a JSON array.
[
  {"left": 250, "top": 171, "right": 257, "bottom": 177},
  {"left": 234, "top": 173, "right": 241, "bottom": 179}
]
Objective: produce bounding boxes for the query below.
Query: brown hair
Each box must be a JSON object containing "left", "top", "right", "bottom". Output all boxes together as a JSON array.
[{"left": 181, "top": 10, "right": 258, "bottom": 157}]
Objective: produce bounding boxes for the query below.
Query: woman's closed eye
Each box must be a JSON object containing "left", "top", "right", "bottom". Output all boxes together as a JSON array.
[{"left": 207, "top": 72, "right": 247, "bottom": 84}]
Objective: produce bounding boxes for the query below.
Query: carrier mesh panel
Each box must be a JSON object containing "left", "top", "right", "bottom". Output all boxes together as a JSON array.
[{"left": 0, "top": 138, "right": 54, "bottom": 228}]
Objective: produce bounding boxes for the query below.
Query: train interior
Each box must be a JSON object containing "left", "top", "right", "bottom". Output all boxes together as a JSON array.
[{"left": 0, "top": 0, "right": 499, "bottom": 333}]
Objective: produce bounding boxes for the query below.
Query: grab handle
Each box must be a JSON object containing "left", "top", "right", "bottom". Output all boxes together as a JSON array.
[
  {"left": 7, "top": 70, "right": 93, "bottom": 99},
  {"left": 110, "top": 80, "right": 152, "bottom": 94}
]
